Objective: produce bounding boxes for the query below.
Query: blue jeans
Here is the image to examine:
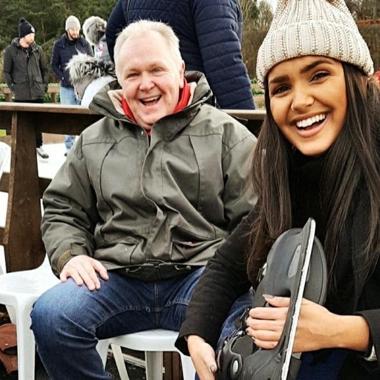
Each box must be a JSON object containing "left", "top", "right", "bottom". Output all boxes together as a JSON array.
[
  {"left": 31, "top": 268, "right": 204, "bottom": 380},
  {"left": 60, "top": 86, "right": 79, "bottom": 150},
  {"left": 216, "top": 293, "right": 345, "bottom": 380}
]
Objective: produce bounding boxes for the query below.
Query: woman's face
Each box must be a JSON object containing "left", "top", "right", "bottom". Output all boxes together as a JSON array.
[{"left": 268, "top": 56, "right": 347, "bottom": 157}]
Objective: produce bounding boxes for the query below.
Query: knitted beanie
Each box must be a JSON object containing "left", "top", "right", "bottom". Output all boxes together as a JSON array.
[
  {"left": 256, "top": 0, "right": 374, "bottom": 85},
  {"left": 65, "top": 15, "right": 81, "bottom": 31},
  {"left": 83, "top": 16, "right": 107, "bottom": 46},
  {"left": 18, "top": 18, "right": 35, "bottom": 38}
]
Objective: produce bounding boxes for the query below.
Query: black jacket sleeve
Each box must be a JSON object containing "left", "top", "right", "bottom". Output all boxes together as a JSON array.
[
  {"left": 106, "top": 0, "right": 127, "bottom": 62},
  {"left": 51, "top": 41, "right": 63, "bottom": 81},
  {"left": 176, "top": 209, "right": 256, "bottom": 354},
  {"left": 3, "top": 46, "right": 14, "bottom": 90},
  {"left": 39, "top": 47, "right": 49, "bottom": 87}
]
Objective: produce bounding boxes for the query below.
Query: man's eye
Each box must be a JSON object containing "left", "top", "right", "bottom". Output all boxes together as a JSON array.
[{"left": 126, "top": 73, "right": 137, "bottom": 79}]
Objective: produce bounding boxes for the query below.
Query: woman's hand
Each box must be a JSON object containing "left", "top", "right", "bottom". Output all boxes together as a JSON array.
[
  {"left": 245, "top": 296, "right": 346, "bottom": 352},
  {"left": 187, "top": 335, "right": 217, "bottom": 380},
  {"left": 60, "top": 255, "right": 109, "bottom": 291}
]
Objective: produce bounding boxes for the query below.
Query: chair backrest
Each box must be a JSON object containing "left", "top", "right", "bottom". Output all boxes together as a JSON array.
[{"left": 0, "top": 142, "right": 10, "bottom": 180}]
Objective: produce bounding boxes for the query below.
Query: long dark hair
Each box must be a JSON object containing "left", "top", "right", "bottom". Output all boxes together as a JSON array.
[{"left": 247, "top": 63, "right": 380, "bottom": 287}]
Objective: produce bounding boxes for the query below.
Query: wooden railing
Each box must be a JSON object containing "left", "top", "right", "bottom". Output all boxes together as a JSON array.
[
  {"left": 0, "top": 102, "right": 265, "bottom": 273},
  {"left": 0, "top": 84, "right": 60, "bottom": 102}
]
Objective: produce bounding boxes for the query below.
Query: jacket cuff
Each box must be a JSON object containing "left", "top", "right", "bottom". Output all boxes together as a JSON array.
[
  {"left": 54, "top": 244, "right": 89, "bottom": 274},
  {"left": 356, "top": 310, "right": 380, "bottom": 370},
  {"left": 55, "top": 250, "right": 74, "bottom": 274}
]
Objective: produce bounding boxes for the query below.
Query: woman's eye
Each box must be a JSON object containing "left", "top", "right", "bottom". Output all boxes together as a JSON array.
[
  {"left": 271, "top": 85, "right": 289, "bottom": 96},
  {"left": 311, "top": 71, "right": 329, "bottom": 81}
]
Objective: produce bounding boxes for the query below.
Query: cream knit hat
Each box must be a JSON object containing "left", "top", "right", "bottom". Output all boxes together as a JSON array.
[
  {"left": 256, "top": 0, "right": 374, "bottom": 85},
  {"left": 65, "top": 15, "right": 81, "bottom": 31}
]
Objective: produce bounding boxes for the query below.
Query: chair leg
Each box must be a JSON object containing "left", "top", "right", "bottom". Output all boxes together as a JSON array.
[
  {"left": 96, "top": 339, "right": 110, "bottom": 367},
  {"left": 111, "top": 344, "right": 130, "bottom": 380},
  {"left": 145, "top": 351, "right": 163, "bottom": 380},
  {"left": 179, "top": 353, "right": 196, "bottom": 380},
  {"left": 16, "top": 304, "right": 36, "bottom": 380}
]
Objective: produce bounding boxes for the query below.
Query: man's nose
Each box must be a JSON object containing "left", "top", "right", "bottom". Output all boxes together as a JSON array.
[{"left": 139, "top": 73, "right": 154, "bottom": 91}]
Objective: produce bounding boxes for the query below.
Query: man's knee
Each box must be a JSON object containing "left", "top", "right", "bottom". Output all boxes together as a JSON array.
[{"left": 31, "top": 281, "right": 85, "bottom": 337}]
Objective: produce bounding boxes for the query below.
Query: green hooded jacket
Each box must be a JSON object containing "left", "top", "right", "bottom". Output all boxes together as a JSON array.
[{"left": 42, "top": 72, "right": 257, "bottom": 277}]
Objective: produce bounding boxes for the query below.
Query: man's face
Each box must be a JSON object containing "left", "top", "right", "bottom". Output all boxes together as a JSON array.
[
  {"left": 117, "top": 31, "right": 185, "bottom": 131},
  {"left": 23, "top": 33, "right": 35, "bottom": 46},
  {"left": 67, "top": 28, "right": 80, "bottom": 40}
]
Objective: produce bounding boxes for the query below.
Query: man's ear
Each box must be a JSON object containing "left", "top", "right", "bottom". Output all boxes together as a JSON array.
[{"left": 179, "top": 60, "right": 185, "bottom": 89}]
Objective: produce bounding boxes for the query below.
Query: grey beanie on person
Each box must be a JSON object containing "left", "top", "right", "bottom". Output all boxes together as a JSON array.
[
  {"left": 256, "top": 0, "right": 374, "bottom": 85},
  {"left": 65, "top": 15, "right": 81, "bottom": 31},
  {"left": 18, "top": 18, "right": 35, "bottom": 38},
  {"left": 83, "top": 16, "right": 107, "bottom": 45}
]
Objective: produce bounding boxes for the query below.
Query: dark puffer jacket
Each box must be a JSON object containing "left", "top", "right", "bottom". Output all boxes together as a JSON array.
[
  {"left": 106, "top": 0, "right": 255, "bottom": 110},
  {"left": 3, "top": 38, "right": 48, "bottom": 101},
  {"left": 51, "top": 33, "right": 93, "bottom": 88}
]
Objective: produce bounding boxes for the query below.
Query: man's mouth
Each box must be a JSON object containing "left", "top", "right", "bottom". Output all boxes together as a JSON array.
[
  {"left": 296, "top": 114, "right": 326, "bottom": 130},
  {"left": 140, "top": 96, "right": 161, "bottom": 106}
]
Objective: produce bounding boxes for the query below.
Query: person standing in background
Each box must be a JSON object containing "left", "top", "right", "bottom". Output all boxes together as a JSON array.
[
  {"left": 106, "top": 0, "right": 255, "bottom": 110},
  {"left": 82, "top": 16, "right": 110, "bottom": 62},
  {"left": 3, "top": 18, "right": 49, "bottom": 159},
  {"left": 51, "top": 15, "right": 93, "bottom": 155}
]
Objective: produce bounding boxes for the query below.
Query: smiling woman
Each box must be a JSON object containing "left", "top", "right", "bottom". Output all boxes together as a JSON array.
[
  {"left": 178, "top": 0, "right": 380, "bottom": 379},
  {"left": 268, "top": 56, "right": 347, "bottom": 157}
]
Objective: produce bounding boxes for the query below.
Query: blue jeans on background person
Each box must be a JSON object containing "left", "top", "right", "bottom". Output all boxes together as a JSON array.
[
  {"left": 59, "top": 86, "right": 80, "bottom": 151},
  {"left": 31, "top": 268, "right": 204, "bottom": 380}
]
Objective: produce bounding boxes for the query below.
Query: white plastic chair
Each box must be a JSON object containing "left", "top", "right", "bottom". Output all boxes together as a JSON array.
[
  {"left": 0, "top": 257, "right": 60, "bottom": 380},
  {"left": 108, "top": 329, "right": 195, "bottom": 380},
  {"left": 0, "top": 142, "right": 10, "bottom": 180}
]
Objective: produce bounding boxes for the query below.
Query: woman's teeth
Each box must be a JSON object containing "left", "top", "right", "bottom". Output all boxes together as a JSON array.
[{"left": 296, "top": 114, "right": 326, "bottom": 129}]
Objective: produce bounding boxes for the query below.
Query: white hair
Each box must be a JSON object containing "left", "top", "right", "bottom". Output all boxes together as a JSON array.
[
  {"left": 114, "top": 20, "right": 182, "bottom": 79},
  {"left": 66, "top": 53, "right": 115, "bottom": 85}
]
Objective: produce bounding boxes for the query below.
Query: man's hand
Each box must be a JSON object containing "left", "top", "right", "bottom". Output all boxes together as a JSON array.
[
  {"left": 187, "top": 335, "right": 217, "bottom": 380},
  {"left": 60, "top": 255, "right": 109, "bottom": 291}
]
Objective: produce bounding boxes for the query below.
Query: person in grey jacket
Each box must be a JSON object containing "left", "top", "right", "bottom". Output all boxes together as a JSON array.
[
  {"left": 3, "top": 18, "right": 49, "bottom": 159},
  {"left": 106, "top": 0, "right": 255, "bottom": 110},
  {"left": 31, "top": 20, "right": 256, "bottom": 378}
]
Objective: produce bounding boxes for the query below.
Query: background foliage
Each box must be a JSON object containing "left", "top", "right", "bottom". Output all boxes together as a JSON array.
[{"left": 0, "top": 0, "right": 378, "bottom": 83}]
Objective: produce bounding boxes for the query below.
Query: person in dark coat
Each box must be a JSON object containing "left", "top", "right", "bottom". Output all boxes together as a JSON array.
[
  {"left": 105, "top": 0, "right": 255, "bottom": 110},
  {"left": 3, "top": 18, "right": 49, "bottom": 159},
  {"left": 176, "top": 0, "right": 380, "bottom": 379},
  {"left": 51, "top": 15, "right": 93, "bottom": 155}
]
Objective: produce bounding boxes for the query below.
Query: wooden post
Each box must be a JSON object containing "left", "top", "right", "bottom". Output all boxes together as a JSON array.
[{"left": 3, "top": 111, "right": 44, "bottom": 270}]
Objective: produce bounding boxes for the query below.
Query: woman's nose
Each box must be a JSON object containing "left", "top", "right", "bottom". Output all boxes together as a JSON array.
[{"left": 290, "top": 87, "right": 314, "bottom": 112}]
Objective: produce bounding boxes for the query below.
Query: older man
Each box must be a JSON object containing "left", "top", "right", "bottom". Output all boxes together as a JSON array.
[{"left": 31, "top": 20, "right": 256, "bottom": 379}]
